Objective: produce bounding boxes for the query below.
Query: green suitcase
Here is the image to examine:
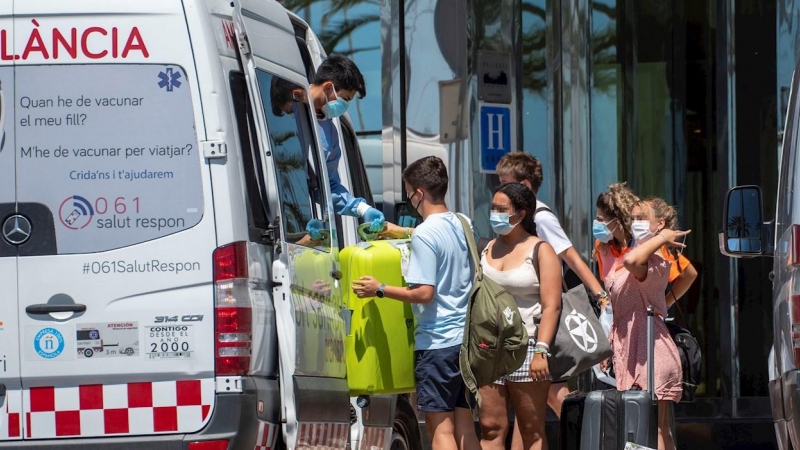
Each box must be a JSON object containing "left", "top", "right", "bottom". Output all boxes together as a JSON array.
[{"left": 340, "top": 237, "right": 416, "bottom": 395}]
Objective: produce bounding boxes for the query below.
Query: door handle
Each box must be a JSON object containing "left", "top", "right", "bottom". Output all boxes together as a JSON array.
[
  {"left": 0, "top": 383, "right": 5, "bottom": 396},
  {"left": 26, "top": 303, "right": 86, "bottom": 314}
]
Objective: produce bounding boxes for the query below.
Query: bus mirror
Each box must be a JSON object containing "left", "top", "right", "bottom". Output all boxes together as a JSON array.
[{"left": 723, "top": 185, "right": 764, "bottom": 255}]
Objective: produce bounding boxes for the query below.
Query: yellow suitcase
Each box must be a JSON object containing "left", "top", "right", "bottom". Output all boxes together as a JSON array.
[
  {"left": 340, "top": 228, "right": 416, "bottom": 395},
  {"left": 289, "top": 245, "right": 348, "bottom": 377}
]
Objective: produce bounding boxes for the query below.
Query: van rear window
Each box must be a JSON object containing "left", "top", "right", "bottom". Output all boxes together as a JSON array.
[{"left": 14, "top": 64, "right": 203, "bottom": 254}]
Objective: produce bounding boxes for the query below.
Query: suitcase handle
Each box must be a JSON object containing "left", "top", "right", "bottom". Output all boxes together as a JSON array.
[
  {"left": 357, "top": 223, "right": 382, "bottom": 241},
  {"left": 647, "top": 305, "right": 655, "bottom": 401}
]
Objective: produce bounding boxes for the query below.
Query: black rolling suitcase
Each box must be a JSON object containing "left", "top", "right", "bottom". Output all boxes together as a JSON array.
[{"left": 560, "top": 306, "right": 659, "bottom": 450}]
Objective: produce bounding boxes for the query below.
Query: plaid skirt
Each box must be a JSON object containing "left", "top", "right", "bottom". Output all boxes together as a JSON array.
[{"left": 494, "top": 342, "right": 553, "bottom": 385}]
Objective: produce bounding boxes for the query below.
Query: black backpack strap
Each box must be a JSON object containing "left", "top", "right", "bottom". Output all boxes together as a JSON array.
[
  {"left": 531, "top": 240, "right": 567, "bottom": 293},
  {"left": 535, "top": 206, "right": 552, "bottom": 215},
  {"left": 530, "top": 241, "right": 544, "bottom": 279},
  {"left": 666, "top": 280, "right": 691, "bottom": 329}
]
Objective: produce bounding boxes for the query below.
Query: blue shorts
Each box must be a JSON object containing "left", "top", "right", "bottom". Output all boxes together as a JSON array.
[{"left": 414, "top": 345, "right": 471, "bottom": 412}]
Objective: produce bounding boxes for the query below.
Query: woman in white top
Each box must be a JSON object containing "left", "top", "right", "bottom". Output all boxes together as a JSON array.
[{"left": 478, "top": 183, "right": 563, "bottom": 450}]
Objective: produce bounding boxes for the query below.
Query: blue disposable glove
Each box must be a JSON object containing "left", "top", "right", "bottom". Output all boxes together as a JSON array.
[
  {"left": 305, "top": 219, "right": 324, "bottom": 241},
  {"left": 363, "top": 207, "right": 386, "bottom": 233}
]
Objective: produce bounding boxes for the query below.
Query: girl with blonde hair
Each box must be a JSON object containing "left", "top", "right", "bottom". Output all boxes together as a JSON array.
[
  {"left": 641, "top": 197, "right": 698, "bottom": 307},
  {"left": 593, "top": 183, "right": 685, "bottom": 450}
]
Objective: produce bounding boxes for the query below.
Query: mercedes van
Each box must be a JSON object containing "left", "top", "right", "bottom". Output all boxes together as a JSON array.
[
  {"left": 0, "top": 1, "right": 417, "bottom": 449},
  {"left": 722, "top": 59, "right": 800, "bottom": 450}
]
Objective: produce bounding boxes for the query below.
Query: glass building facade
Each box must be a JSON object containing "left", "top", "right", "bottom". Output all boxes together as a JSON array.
[{"left": 287, "top": 0, "right": 800, "bottom": 428}]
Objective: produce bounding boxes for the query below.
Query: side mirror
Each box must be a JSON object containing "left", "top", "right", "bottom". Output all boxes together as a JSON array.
[{"left": 722, "top": 185, "right": 764, "bottom": 256}]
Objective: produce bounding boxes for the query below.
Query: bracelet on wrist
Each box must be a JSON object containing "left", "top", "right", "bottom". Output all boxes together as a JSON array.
[
  {"left": 534, "top": 342, "right": 550, "bottom": 350},
  {"left": 403, "top": 227, "right": 410, "bottom": 238},
  {"left": 532, "top": 347, "right": 551, "bottom": 357}
]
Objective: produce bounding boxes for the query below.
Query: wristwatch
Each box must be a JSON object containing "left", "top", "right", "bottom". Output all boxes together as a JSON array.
[
  {"left": 375, "top": 283, "right": 386, "bottom": 298},
  {"left": 595, "top": 290, "right": 609, "bottom": 306}
]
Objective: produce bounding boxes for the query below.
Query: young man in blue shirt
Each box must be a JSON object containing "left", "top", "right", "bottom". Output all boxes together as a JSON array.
[
  {"left": 271, "top": 55, "right": 384, "bottom": 234},
  {"left": 352, "top": 156, "right": 479, "bottom": 450}
]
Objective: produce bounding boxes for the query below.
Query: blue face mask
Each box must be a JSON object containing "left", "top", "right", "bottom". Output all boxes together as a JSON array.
[
  {"left": 490, "top": 212, "right": 517, "bottom": 235},
  {"left": 321, "top": 89, "right": 350, "bottom": 119},
  {"left": 592, "top": 219, "right": 616, "bottom": 243}
]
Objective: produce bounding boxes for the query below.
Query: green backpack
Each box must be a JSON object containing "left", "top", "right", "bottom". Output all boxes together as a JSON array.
[{"left": 455, "top": 215, "right": 529, "bottom": 406}]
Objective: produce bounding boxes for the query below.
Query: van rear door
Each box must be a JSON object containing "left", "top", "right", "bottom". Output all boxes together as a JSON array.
[
  {"left": 12, "top": 3, "right": 216, "bottom": 440},
  {"left": 0, "top": 2, "right": 22, "bottom": 439},
  {"left": 234, "top": 1, "right": 351, "bottom": 449}
]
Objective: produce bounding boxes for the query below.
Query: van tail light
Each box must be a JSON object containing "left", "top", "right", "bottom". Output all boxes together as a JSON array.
[
  {"left": 783, "top": 225, "right": 800, "bottom": 365},
  {"left": 789, "top": 225, "right": 800, "bottom": 265},
  {"left": 188, "top": 440, "right": 229, "bottom": 450},
  {"left": 213, "top": 242, "right": 253, "bottom": 376},
  {"left": 791, "top": 294, "right": 800, "bottom": 366},
  {"left": 214, "top": 242, "right": 248, "bottom": 282}
]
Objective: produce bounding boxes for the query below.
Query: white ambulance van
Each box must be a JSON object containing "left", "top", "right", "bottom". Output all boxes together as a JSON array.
[{"left": 0, "top": 0, "right": 417, "bottom": 449}]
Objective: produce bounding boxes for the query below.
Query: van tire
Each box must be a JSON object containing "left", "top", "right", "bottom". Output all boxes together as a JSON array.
[
  {"left": 392, "top": 396, "right": 422, "bottom": 450},
  {"left": 84, "top": 349, "right": 94, "bottom": 358}
]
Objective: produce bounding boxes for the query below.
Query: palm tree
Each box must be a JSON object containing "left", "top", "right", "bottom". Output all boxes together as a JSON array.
[
  {"left": 284, "top": 0, "right": 381, "bottom": 56},
  {"left": 727, "top": 215, "right": 751, "bottom": 238},
  {"left": 591, "top": 0, "right": 620, "bottom": 94},
  {"left": 520, "top": 1, "right": 547, "bottom": 95},
  {"left": 518, "top": 0, "right": 619, "bottom": 97}
]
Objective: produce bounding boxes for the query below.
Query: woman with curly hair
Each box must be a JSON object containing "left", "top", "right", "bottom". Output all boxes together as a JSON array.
[{"left": 593, "top": 183, "right": 686, "bottom": 450}]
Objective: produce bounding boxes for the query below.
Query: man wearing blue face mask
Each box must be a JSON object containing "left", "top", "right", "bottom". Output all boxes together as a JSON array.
[{"left": 273, "top": 55, "right": 385, "bottom": 235}]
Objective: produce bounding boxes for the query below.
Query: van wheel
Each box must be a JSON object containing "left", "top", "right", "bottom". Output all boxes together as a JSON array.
[
  {"left": 124, "top": 348, "right": 134, "bottom": 356},
  {"left": 84, "top": 349, "right": 93, "bottom": 358},
  {"left": 393, "top": 397, "right": 421, "bottom": 450}
]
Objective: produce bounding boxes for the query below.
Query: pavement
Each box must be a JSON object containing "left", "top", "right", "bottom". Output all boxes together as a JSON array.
[{"left": 417, "top": 411, "right": 779, "bottom": 449}]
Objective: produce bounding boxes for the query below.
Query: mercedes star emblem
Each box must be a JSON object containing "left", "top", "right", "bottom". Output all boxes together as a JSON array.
[{"left": 3, "top": 214, "right": 32, "bottom": 245}]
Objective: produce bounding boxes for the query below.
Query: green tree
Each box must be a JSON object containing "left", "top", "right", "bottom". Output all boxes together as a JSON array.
[{"left": 284, "top": 0, "right": 381, "bottom": 56}]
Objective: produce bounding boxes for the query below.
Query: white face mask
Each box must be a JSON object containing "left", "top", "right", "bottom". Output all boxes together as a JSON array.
[{"left": 631, "top": 220, "right": 654, "bottom": 244}]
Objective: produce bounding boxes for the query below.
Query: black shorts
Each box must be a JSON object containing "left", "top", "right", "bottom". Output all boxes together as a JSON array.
[{"left": 414, "top": 345, "right": 471, "bottom": 412}]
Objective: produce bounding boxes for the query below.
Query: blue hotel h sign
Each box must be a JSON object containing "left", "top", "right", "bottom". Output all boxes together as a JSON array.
[{"left": 479, "top": 104, "right": 511, "bottom": 173}]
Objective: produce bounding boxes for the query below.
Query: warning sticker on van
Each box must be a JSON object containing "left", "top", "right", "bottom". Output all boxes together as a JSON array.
[
  {"left": 76, "top": 322, "right": 139, "bottom": 359},
  {"left": 145, "top": 325, "right": 194, "bottom": 359},
  {"left": 14, "top": 64, "right": 203, "bottom": 254}
]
